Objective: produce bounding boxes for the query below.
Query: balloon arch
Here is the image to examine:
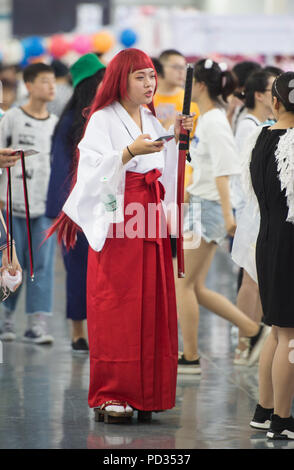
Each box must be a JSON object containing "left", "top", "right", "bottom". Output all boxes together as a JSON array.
[{"left": 0, "top": 28, "right": 138, "bottom": 66}]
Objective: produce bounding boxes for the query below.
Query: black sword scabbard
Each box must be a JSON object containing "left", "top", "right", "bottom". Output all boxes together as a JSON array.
[{"left": 182, "top": 64, "right": 194, "bottom": 161}]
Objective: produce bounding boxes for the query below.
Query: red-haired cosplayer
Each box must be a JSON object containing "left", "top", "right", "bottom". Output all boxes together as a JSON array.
[{"left": 49, "top": 48, "right": 193, "bottom": 423}]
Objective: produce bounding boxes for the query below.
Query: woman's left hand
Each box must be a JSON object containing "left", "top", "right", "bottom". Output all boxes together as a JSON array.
[{"left": 174, "top": 113, "right": 195, "bottom": 143}]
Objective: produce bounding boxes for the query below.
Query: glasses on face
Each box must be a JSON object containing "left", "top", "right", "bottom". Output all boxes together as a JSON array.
[{"left": 164, "top": 65, "right": 186, "bottom": 72}]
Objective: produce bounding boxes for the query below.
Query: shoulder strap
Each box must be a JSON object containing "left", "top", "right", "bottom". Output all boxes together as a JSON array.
[{"left": 243, "top": 116, "right": 260, "bottom": 126}]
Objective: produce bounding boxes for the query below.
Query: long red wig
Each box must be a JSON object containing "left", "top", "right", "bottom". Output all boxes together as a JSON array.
[{"left": 47, "top": 48, "right": 158, "bottom": 249}]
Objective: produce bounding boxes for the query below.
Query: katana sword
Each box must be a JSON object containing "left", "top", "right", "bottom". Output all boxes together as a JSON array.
[{"left": 176, "top": 63, "right": 193, "bottom": 278}]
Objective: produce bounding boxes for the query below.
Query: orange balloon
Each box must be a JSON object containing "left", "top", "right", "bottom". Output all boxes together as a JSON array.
[{"left": 92, "top": 31, "right": 115, "bottom": 54}]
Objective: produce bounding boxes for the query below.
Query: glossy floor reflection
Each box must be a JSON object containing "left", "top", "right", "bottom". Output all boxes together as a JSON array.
[{"left": 0, "top": 245, "right": 293, "bottom": 449}]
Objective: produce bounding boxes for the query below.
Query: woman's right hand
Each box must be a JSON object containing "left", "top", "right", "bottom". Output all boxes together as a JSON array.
[
  {"left": 0, "top": 149, "right": 20, "bottom": 168},
  {"left": 129, "top": 134, "right": 164, "bottom": 157},
  {"left": 122, "top": 135, "right": 165, "bottom": 165}
]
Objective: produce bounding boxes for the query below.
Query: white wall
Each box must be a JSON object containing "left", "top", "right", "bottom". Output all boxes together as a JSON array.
[
  {"left": 0, "top": 0, "right": 11, "bottom": 39},
  {"left": 114, "top": 0, "right": 294, "bottom": 14},
  {"left": 205, "top": 0, "right": 289, "bottom": 14}
]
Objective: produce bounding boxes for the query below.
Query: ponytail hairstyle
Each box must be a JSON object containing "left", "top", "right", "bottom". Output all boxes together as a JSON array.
[
  {"left": 244, "top": 70, "right": 275, "bottom": 109},
  {"left": 47, "top": 48, "right": 158, "bottom": 249},
  {"left": 194, "top": 58, "right": 236, "bottom": 103},
  {"left": 272, "top": 71, "right": 294, "bottom": 113}
]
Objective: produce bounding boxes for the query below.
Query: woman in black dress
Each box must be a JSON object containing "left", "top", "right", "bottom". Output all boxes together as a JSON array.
[{"left": 249, "top": 72, "right": 294, "bottom": 440}]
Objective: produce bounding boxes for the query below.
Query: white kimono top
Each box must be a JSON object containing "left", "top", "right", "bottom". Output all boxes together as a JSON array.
[{"left": 63, "top": 101, "right": 178, "bottom": 252}]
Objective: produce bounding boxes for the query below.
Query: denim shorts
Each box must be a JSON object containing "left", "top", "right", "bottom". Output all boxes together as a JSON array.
[{"left": 183, "top": 195, "right": 227, "bottom": 246}]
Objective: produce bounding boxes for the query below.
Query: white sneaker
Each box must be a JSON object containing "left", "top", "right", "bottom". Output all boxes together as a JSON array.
[
  {"left": 0, "top": 320, "right": 16, "bottom": 341},
  {"left": 23, "top": 318, "right": 54, "bottom": 345}
]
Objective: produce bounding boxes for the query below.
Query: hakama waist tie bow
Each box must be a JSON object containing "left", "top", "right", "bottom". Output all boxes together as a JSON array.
[{"left": 124, "top": 168, "right": 166, "bottom": 245}]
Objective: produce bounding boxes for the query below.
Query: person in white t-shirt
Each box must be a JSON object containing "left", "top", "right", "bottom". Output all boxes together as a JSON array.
[
  {"left": 177, "top": 59, "right": 268, "bottom": 374},
  {"left": 228, "top": 61, "right": 261, "bottom": 134},
  {"left": 0, "top": 63, "right": 58, "bottom": 344},
  {"left": 234, "top": 70, "right": 277, "bottom": 219},
  {"left": 233, "top": 70, "right": 276, "bottom": 365},
  {"left": 235, "top": 70, "right": 276, "bottom": 154}
]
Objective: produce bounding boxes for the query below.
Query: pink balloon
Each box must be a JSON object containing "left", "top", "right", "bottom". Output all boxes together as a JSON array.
[
  {"left": 71, "top": 35, "right": 92, "bottom": 55},
  {"left": 49, "top": 35, "right": 70, "bottom": 58},
  {"left": 140, "top": 6, "right": 156, "bottom": 15}
]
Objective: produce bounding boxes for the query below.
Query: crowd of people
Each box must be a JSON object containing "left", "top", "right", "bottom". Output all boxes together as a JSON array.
[{"left": 0, "top": 47, "right": 293, "bottom": 439}]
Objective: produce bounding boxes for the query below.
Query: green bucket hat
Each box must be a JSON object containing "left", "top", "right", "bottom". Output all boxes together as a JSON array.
[{"left": 70, "top": 53, "right": 106, "bottom": 88}]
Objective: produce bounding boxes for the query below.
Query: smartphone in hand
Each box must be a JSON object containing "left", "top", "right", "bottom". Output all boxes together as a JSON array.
[{"left": 154, "top": 135, "right": 175, "bottom": 143}]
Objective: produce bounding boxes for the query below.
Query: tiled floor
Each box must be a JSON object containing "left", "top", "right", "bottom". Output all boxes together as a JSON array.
[{"left": 0, "top": 245, "right": 293, "bottom": 449}]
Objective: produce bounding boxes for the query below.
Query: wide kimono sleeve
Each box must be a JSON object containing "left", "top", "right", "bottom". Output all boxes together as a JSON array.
[{"left": 62, "top": 110, "right": 126, "bottom": 252}]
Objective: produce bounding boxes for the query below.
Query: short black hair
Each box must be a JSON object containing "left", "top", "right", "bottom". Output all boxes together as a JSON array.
[
  {"left": 151, "top": 57, "right": 164, "bottom": 77},
  {"left": 244, "top": 70, "right": 274, "bottom": 109},
  {"left": 263, "top": 65, "right": 283, "bottom": 77},
  {"left": 50, "top": 59, "right": 69, "bottom": 78},
  {"left": 159, "top": 49, "right": 184, "bottom": 63},
  {"left": 232, "top": 61, "right": 262, "bottom": 88},
  {"left": 23, "top": 63, "right": 55, "bottom": 83}
]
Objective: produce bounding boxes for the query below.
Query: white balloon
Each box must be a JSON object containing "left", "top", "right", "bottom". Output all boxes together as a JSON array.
[
  {"left": 61, "top": 50, "right": 81, "bottom": 67},
  {"left": 1, "top": 39, "right": 24, "bottom": 65}
]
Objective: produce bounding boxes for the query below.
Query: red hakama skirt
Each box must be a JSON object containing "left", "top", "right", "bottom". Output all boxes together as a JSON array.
[{"left": 87, "top": 169, "right": 178, "bottom": 411}]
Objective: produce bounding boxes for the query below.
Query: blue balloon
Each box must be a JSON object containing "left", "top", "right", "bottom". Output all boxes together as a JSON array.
[
  {"left": 21, "top": 36, "right": 46, "bottom": 59},
  {"left": 19, "top": 55, "right": 30, "bottom": 68},
  {"left": 120, "top": 29, "right": 137, "bottom": 48}
]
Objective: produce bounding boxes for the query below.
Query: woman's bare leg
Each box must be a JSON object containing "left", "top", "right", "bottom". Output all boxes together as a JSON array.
[
  {"left": 272, "top": 327, "right": 294, "bottom": 417},
  {"left": 193, "top": 242, "right": 260, "bottom": 336},
  {"left": 72, "top": 320, "right": 87, "bottom": 342},
  {"left": 235, "top": 270, "right": 264, "bottom": 355},
  {"left": 259, "top": 326, "right": 278, "bottom": 409},
  {"left": 177, "top": 238, "right": 260, "bottom": 361},
  {"left": 177, "top": 238, "right": 216, "bottom": 360}
]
